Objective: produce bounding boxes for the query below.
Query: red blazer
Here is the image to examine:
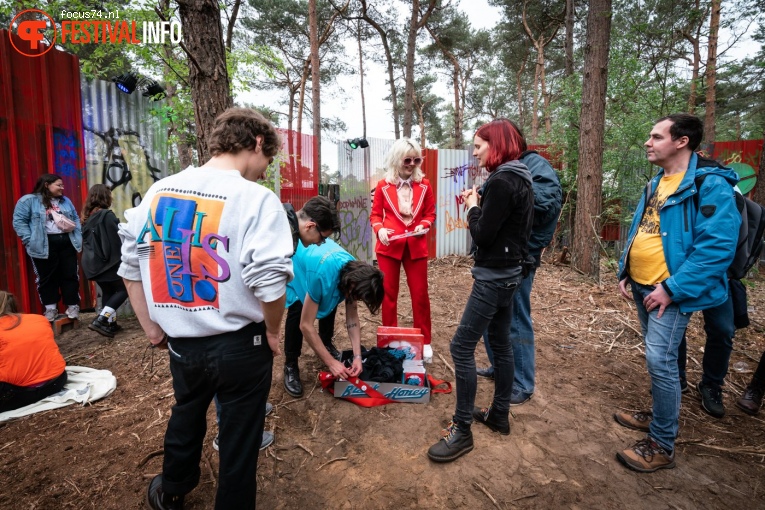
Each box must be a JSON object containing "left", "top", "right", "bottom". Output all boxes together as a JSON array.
[{"left": 371, "top": 178, "right": 436, "bottom": 260}]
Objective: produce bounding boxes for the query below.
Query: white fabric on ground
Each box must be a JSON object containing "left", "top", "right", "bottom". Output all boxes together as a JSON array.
[{"left": 0, "top": 366, "right": 117, "bottom": 422}]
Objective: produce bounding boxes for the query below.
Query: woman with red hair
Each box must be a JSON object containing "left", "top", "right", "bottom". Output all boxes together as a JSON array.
[
  {"left": 371, "top": 138, "right": 436, "bottom": 361},
  {"left": 428, "top": 119, "right": 534, "bottom": 463}
]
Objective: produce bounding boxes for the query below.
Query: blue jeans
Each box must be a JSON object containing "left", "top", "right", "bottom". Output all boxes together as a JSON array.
[
  {"left": 451, "top": 276, "right": 521, "bottom": 424},
  {"left": 631, "top": 282, "right": 691, "bottom": 452},
  {"left": 163, "top": 322, "right": 272, "bottom": 510},
  {"left": 678, "top": 293, "right": 734, "bottom": 391},
  {"left": 482, "top": 268, "right": 537, "bottom": 395}
]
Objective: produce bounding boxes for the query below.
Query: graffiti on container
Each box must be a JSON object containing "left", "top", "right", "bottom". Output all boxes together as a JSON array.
[
  {"left": 445, "top": 210, "right": 469, "bottom": 233},
  {"left": 337, "top": 196, "right": 369, "bottom": 211},
  {"left": 338, "top": 204, "right": 373, "bottom": 262},
  {"left": 53, "top": 129, "right": 81, "bottom": 179},
  {"left": 84, "top": 127, "right": 163, "bottom": 216},
  {"left": 442, "top": 164, "right": 486, "bottom": 183}
]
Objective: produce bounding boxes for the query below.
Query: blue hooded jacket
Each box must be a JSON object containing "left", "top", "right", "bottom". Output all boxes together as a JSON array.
[{"left": 618, "top": 153, "right": 740, "bottom": 313}]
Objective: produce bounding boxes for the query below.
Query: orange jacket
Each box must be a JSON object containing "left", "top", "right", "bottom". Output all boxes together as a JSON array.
[{"left": 371, "top": 178, "right": 436, "bottom": 260}]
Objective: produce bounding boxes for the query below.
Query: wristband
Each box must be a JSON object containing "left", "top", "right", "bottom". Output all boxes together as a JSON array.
[{"left": 353, "top": 354, "right": 362, "bottom": 360}]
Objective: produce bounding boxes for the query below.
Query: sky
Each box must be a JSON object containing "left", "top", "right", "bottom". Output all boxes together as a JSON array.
[{"left": 236, "top": 0, "right": 760, "bottom": 173}]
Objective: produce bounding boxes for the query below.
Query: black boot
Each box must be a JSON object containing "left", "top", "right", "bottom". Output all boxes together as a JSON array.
[
  {"left": 88, "top": 315, "right": 115, "bottom": 338},
  {"left": 427, "top": 420, "right": 473, "bottom": 463},
  {"left": 108, "top": 321, "right": 123, "bottom": 334},
  {"left": 472, "top": 404, "right": 510, "bottom": 435},
  {"left": 146, "top": 475, "right": 184, "bottom": 510},
  {"left": 283, "top": 362, "right": 304, "bottom": 397}
]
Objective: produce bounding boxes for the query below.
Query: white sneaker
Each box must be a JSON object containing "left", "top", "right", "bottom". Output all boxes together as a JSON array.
[
  {"left": 65, "top": 305, "right": 79, "bottom": 320},
  {"left": 43, "top": 308, "right": 58, "bottom": 322},
  {"left": 423, "top": 344, "right": 433, "bottom": 363}
]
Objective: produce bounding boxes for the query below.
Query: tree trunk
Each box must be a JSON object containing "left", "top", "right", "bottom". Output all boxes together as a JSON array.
[
  {"left": 357, "top": 21, "right": 367, "bottom": 139},
  {"left": 176, "top": 0, "right": 232, "bottom": 164},
  {"left": 684, "top": 0, "right": 702, "bottom": 114},
  {"left": 403, "top": 0, "right": 420, "bottom": 138},
  {"left": 453, "top": 66, "right": 463, "bottom": 147},
  {"left": 572, "top": 0, "right": 612, "bottom": 279},
  {"left": 403, "top": 0, "right": 436, "bottom": 139},
  {"left": 309, "top": 0, "right": 321, "bottom": 170},
  {"left": 360, "top": 0, "right": 400, "bottom": 138},
  {"left": 521, "top": 2, "right": 561, "bottom": 144},
  {"left": 564, "top": 0, "right": 574, "bottom": 77},
  {"left": 531, "top": 42, "right": 543, "bottom": 143},
  {"left": 516, "top": 59, "right": 526, "bottom": 129},
  {"left": 704, "top": 0, "right": 721, "bottom": 145}
]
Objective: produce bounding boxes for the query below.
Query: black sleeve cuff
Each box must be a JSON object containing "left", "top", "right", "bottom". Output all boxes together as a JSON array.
[{"left": 660, "top": 280, "right": 673, "bottom": 297}]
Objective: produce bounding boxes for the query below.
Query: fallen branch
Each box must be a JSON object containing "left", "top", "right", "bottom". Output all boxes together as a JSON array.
[
  {"left": 296, "top": 443, "right": 315, "bottom": 457},
  {"left": 312, "top": 405, "right": 325, "bottom": 438},
  {"left": 614, "top": 315, "right": 642, "bottom": 338},
  {"left": 316, "top": 456, "right": 348, "bottom": 471},
  {"left": 511, "top": 492, "right": 538, "bottom": 503},
  {"left": 438, "top": 353, "right": 455, "bottom": 377},
  {"left": 202, "top": 451, "right": 217, "bottom": 488},
  {"left": 137, "top": 449, "right": 164, "bottom": 468},
  {"left": 325, "top": 438, "right": 346, "bottom": 455},
  {"left": 472, "top": 482, "right": 501, "bottom": 509},
  {"left": 677, "top": 441, "right": 765, "bottom": 456}
]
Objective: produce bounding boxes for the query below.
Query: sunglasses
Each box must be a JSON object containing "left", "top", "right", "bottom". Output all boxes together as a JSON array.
[
  {"left": 402, "top": 156, "right": 424, "bottom": 166},
  {"left": 310, "top": 219, "right": 339, "bottom": 245}
]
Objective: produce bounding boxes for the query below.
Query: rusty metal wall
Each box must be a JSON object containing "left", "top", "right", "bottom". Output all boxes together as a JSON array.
[{"left": 80, "top": 77, "right": 170, "bottom": 221}]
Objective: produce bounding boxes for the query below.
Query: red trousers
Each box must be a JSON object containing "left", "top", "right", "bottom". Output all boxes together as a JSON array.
[{"left": 377, "top": 247, "right": 432, "bottom": 345}]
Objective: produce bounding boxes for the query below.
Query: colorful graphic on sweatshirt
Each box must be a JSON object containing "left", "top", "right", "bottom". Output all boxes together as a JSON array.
[{"left": 137, "top": 192, "right": 230, "bottom": 310}]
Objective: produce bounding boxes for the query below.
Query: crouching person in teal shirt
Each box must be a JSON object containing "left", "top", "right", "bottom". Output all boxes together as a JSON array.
[{"left": 283, "top": 239, "right": 384, "bottom": 397}]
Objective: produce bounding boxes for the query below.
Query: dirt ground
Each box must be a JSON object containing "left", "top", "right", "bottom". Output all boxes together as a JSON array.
[{"left": 1, "top": 256, "right": 764, "bottom": 509}]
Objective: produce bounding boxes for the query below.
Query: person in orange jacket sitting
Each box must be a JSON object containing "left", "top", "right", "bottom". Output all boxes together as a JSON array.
[
  {"left": 371, "top": 138, "right": 436, "bottom": 362},
  {"left": 0, "top": 290, "right": 67, "bottom": 413}
]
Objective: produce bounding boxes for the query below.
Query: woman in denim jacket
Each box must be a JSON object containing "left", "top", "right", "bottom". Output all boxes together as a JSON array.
[{"left": 12, "top": 174, "right": 82, "bottom": 321}]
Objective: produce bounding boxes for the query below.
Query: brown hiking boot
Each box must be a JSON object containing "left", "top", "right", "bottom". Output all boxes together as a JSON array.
[
  {"left": 736, "top": 385, "right": 764, "bottom": 416},
  {"left": 616, "top": 437, "right": 675, "bottom": 473},
  {"left": 614, "top": 410, "right": 652, "bottom": 432}
]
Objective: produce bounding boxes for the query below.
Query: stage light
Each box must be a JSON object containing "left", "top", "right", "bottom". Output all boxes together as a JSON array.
[
  {"left": 113, "top": 72, "right": 138, "bottom": 94},
  {"left": 347, "top": 137, "right": 369, "bottom": 149},
  {"left": 112, "top": 73, "right": 167, "bottom": 101},
  {"left": 142, "top": 80, "right": 167, "bottom": 101}
]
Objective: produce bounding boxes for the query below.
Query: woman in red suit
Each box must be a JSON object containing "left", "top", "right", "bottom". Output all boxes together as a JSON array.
[{"left": 371, "top": 138, "right": 436, "bottom": 361}]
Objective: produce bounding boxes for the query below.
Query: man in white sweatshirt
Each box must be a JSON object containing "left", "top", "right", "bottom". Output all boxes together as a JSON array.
[{"left": 119, "top": 108, "right": 294, "bottom": 510}]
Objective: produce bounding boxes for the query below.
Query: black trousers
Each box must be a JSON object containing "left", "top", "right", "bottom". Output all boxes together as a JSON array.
[
  {"left": 162, "top": 321, "right": 271, "bottom": 510},
  {"left": 96, "top": 279, "right": 128, "bottom": 312},
  {"left": 0, "top": 371, "right": 68, "bottom": 413},
  {"left": 31, "top": 233, "right": 80, "bottom": 306},
  {"left": 284, "top": 301, "right": 338, "bottom": 364}
]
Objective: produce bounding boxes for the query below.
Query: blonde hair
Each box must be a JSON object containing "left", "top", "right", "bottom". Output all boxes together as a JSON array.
[
  {"left": 0, "top": 290, "right": 21, "bottom": 330},
  {"left": 383, "top": 138, "right": 424, "bottom": 184}
]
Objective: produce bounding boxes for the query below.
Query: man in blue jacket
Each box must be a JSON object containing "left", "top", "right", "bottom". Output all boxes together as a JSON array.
[
  {"left": 614, "top": 113, "right": 740, "bottom": 473},
  {"left": 476, "top": 148, "right": 562, "bottom": 406}
]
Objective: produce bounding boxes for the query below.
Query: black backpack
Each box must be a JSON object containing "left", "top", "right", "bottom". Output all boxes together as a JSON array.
[{"left": 694, "top": 174, "right": 765, "bottom": 280}]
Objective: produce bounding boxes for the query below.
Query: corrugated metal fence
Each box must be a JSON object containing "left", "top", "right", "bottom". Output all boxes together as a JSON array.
[{"left": 80, "top": 77, "right": 170, "bottom": 220}]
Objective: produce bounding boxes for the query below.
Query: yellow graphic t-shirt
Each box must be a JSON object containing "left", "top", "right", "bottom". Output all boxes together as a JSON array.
[{"left": 628, "top": 171, "right": 686, "bottom": 285}]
